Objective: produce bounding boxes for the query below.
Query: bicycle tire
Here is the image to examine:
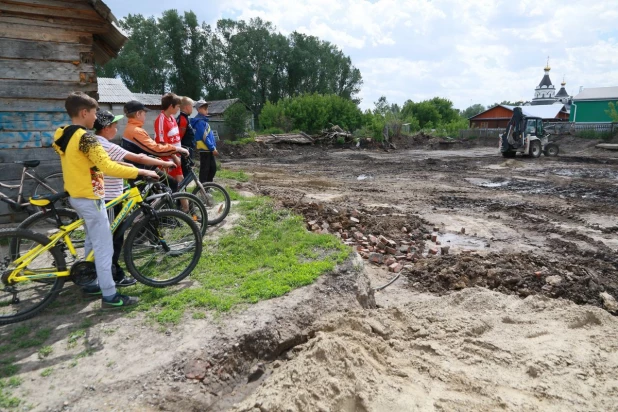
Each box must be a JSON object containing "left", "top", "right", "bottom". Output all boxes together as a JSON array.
[
  {"left": 11, "top": 208, "right": 83, "bottom": 262},
  {"left": 153, "top": 192, "right": 208, "bottom": 237},
  {"left": 34, "top": 172, "right": 69, "bottom": 209},
  {"left": 192, "top": 182, "right": 231, "bottom": 225},
  {"left": 124, "top": 209, "right": 202, "bottom": 287},
  {"left": 0, "top": 228, "right": 67, "bottom": 325}
]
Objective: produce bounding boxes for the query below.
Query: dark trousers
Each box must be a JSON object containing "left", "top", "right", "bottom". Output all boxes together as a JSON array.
[
  {"left": 181, "top": 147, "right": 194, "bottom": 177},
  {"left": 109, "top": 204, "right": 126, "bottom": 281},
  {"left": 199, "top": 151, "right": 217, "bottom": 183}
]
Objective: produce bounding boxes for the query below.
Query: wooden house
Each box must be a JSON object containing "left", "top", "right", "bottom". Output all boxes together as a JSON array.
[
  {"left": 0, "top": 0, "right": 126, "bottom": 221},
  {"left": 469, "top": 104, "right": 570, "bottom": 129}
]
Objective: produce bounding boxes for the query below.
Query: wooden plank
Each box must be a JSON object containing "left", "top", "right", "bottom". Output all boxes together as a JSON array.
[
  {"left": 0, "top": 15, "right": 108, "bottom": 35},
  {"left": 0, "top": 98, "right": 66, "bottom": 113},
  {"left": 0, "top": 2, "right": 103, "bottom": 24},
  {"left": 0, "top": 59, "right": 94, "bottom": 82},
  {"left": 0, "top": 112, "right": 70, "bottom": 131},
  {"left": 0, "top": 21, "right": 92, "bottom": 44},
  {"left": 0, "top": 38, "right": 93, "bottom": 62},
  {"left": 4, "top": 0, "right": 93, "bottom": 11},
  {"left": 0, "top": 79, "right": 97, "bottom": 99},
  {"left": 0, "top": 131, "right": 56, "bottom": 149}
]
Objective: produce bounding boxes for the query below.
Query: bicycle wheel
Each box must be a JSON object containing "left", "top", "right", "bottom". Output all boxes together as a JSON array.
[
  {"left": 34, "top": 172, "right": 70, "bottom": 209},
  {"left": 158, "top": 192, "right": 207, "bottom": 237},
  {"left": 11, "top": 208, "right": 84, "bottom": 264},
  {"left": 192, "top": 182, "right": 231, "bottom": 225},
  {"left": 0, "top": 228, "right": 67, "bottom": 325},
  {"left": 124, "top": 209, "right": 202, "bottom": 287}
]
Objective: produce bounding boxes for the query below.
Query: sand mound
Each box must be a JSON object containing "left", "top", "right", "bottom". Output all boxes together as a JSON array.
[{"left": 232, "top": 288, "right": 618, "bottom": 411}]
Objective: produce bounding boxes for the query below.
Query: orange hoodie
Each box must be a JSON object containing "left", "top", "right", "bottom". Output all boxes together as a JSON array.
[{"left": 121, "top": 117, "right": 177, "bottom": 157}]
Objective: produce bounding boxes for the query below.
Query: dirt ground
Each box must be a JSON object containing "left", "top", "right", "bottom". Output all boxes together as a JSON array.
[{"left": 5, "top": 134, "right": 618, "bottom": 411}]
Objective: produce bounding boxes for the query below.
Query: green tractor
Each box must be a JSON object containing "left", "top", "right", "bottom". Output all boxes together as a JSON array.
[{"left": 499, "top": 107, "right": 559, "bottom": 158}]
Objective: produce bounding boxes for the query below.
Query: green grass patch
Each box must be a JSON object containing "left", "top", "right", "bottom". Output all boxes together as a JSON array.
[
  {"left": 40, "top": 368, "right": 53, "bottom": 377},
  {"left": 134, "top": 196, "right": 350, "bottom": 324},
  {"left": 0, "top": 377, "right": 22, "bottom": 409},
  {"left": 0, "top": 357, "right": 18, "bottom": 379},
  {"left": 0, "top": 324, "right": 52, "bottom": 357},
  {"left": 38, "top": 346, "right": 53, "bottom": 359},
  {"left": 217, "top": 168, "right": 249, "bottom": 182}
]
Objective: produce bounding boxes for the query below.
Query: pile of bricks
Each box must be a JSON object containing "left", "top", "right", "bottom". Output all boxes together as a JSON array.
[{"left": 304, "top": 206, "right": 426, "bottom": 272}]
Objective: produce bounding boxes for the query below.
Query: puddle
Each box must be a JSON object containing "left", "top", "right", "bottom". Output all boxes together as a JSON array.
[
  {"left": 440, "top": 233, "right": 487, "bottom": 251},
  {"left": 357, "top": 174, "right": 373, "bottom": 181},
  {"left": 467, "top": 176, "right": 618, "bottom": 203},
  {"left": 544, "top": 168, "right": 618, "bottom": 179}
]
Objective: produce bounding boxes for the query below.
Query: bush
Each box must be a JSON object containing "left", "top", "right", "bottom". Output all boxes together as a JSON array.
[
  {"left": 224, "top": 102, "right": 251, "bottom": 140},
  {"left": 261, "top": 127, "right": 285, "bottom": 135},
  {"left": 258, "top": 93, "right": 363, "bottom": 134}
]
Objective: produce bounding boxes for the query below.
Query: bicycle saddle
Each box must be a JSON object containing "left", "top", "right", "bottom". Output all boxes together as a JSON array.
[
  {"left": 15, "top": 160, "right": 40, "bottom": 168},
  {"left": 29, "top": 191, "right": 69, "bottom": 207}
]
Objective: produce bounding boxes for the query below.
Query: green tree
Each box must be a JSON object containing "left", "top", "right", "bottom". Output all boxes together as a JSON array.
[
  {"left": 461, "top": 104, "right": 486, "bottom": 118},
  {"left": 224, "top": 102, "right": 252, "bottom": 139},
  {"left": 96, "top": 14, "right": 168, "bottom": 93},
  {"left": 158, "top": 10, "right": 205, "bottom": 98},
  {"left": 605, "top": 102, "right": 618, "bottom": 122}
]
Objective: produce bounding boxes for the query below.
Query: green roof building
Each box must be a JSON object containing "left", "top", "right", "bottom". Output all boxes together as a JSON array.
[{"left": 570, "top": 86, "right": 618, "bottom": 123}]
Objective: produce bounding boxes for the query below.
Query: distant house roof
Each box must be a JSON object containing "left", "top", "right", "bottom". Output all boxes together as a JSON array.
[
  {"left": 470, "top": 103, "right": 568, "bottom": 121},
  {"left": 207, "top": 98, "right": 252, "bottom": 116},
  {"left": 133, "top": 93, "right": 162, "bottom": 106},
  {"left": 97, "top": 78, "right": 135, "bottom": 103},
  {"left": 573, "top": 86, "right": 618, "bottom": 101},
  {"left": 88, "top": 0, "right": 127, "bottom": 65},
  {"left": 502, "top": 103, "right": 568, "bottom": 119}
]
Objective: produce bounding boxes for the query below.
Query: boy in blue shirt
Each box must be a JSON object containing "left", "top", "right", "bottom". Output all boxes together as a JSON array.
[{"left": 190, "top": 100, "right": 218, "bottom": 184}]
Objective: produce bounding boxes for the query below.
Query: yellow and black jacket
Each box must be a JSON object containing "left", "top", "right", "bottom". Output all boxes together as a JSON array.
[{"left": 53, "top": 125, "right": 139, "bottom": 199}]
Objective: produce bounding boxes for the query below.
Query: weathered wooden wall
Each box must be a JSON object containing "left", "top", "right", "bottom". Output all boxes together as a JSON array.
[{"left": 0, "top": 0, "right": 109, "bottom": 222}]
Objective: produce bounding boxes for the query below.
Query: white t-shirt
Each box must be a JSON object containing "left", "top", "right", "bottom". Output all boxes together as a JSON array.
[{"left": 96, "top": 136, "right": 131, "bottom": 201}]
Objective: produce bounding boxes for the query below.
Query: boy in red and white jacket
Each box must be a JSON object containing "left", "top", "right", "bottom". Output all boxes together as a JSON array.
[{"left": 154, "top": 93, "right": 183, "bottom": 184}]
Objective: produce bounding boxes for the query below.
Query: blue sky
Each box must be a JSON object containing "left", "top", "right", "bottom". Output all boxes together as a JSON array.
[{"left": 104, "top": 0, "right": 618, "bottom": 111}]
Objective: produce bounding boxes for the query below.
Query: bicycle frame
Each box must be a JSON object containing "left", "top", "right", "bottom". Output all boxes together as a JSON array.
[
  {"left": 0, "top": 166, "right": 57, "bottom": 209},
  {"left": 4, "top": 186, "right": 153, "bottom": 284}
]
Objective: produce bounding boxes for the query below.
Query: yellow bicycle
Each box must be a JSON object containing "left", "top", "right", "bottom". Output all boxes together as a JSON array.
[{"left": 0, "top": 182, "right": 203, "bottom": 325}]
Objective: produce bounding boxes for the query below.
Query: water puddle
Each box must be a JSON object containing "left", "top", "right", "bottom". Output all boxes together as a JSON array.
[{"left": 440, "top": 233, "right": 487, "bottom": 250}]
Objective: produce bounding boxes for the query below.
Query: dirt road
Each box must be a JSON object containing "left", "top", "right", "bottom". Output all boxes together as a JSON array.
[{"left": 9, "top": 139, "right": 618, "bottom": 411}]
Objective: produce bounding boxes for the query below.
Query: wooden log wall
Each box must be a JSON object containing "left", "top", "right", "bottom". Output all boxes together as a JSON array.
[{"left": 0, "top": 0, "right": 109, "bottom": 222}]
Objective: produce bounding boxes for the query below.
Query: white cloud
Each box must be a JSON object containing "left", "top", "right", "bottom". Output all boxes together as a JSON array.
[{"left": 106, "top": 0, "right": 618, "bottom": 110}]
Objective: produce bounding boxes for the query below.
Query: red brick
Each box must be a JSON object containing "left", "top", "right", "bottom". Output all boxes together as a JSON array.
[
  {"left": 431, "top": 234, "right": 438, "bottom": 243},
  {"left": 368, "top": 253, "right": 384, "bottom": 264},
  {"left": 368, "top": 235, "right": 378, "bottom": 245},
  {"left": 388, "top": 262, "right": 403, "bottom": 273},
  {"left": 395, "top": 255, "right": 407, "bottom": 260},
  {"left": 385, "top": 257, "right": 396, "bottom": 266},
  {"left": 385, "top": 246, "right": 398, "bottom": 255},
  {"left": 379, "top": 235, "right": 389, "bottom": 244},
  {"left": 429, "top": 248, "right": 438, "bottom": 255},
  {"left": 354, "top": 231, "right": 364, "bottom": 240}
]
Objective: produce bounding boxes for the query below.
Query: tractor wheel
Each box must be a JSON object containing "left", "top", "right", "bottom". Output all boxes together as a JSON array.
[
  {"left": 543, "top": 143, "right": 559, "bottom": 157},
  {"left": 529, "top": 140, "right": 542, "bottom": 158}
]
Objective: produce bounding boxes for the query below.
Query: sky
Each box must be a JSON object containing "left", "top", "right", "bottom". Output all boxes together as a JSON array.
[{"left": 103, "top": 0, "right": 618, "bottom": 111}]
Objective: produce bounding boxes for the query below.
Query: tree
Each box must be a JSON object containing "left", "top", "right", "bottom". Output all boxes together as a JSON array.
[
  {"left": 461, "top": 104, "right": 486, "bottom": 118},
  {"left": 224, "top": 102, "right": 251, "bottom": 139},
  {"left": 605, "top": 102, "right": 618, "bottom": 122},
  {"left": 96, "top": 14, "right": 168, "bottom": 93},
  {"left": 158, "top": 10, "right": 205, "bottom": 98}
]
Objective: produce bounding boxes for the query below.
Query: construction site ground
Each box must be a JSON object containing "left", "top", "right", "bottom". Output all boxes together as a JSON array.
[{"left": 5, "top": 134, "right": 618, "bottom": 411}]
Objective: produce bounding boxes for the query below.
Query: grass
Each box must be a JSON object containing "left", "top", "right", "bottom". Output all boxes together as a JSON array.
[
  {"left": 217, "top": 168, "right": 249, "bottom": 182},
  {"left": 0, "top": 377, "right": 22, "bottom": 409},
  {"left": 133, "top": 195, "right": 350, "bottom": 324},
  {"left": 38, "top": 346, "right": 53, "bottom": 359},
  {"left": 40, "top": 368, "right": 53, "bottom": 377}
]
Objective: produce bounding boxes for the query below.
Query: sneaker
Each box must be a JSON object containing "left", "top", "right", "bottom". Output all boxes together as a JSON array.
[
  {"left": 101, "top": 293, "right": 139, "bottom": 309},
  {"left": 115, "top": 277, "right": 137, "bottom": 287},
  {"left": 82, "top": 285, "right": 102, "bottom": 299}
]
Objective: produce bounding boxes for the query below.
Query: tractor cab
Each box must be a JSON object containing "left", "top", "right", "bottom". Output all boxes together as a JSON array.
[{"left": 499, "top": 110, "right": 559, "bottom": 158}]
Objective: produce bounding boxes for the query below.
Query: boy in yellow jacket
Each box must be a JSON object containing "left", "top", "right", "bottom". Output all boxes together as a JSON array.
[{"left": 53, "top": 92, "right": 158, "bottom": 308}]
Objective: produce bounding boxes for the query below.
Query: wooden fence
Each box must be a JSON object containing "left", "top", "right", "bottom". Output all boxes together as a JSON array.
[{"left": 459, "top": 128, "right": 503, "bottom": 139}]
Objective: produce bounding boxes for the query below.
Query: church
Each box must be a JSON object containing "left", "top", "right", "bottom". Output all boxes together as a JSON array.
[{"left": 528, "top": 59, "right": 571, "bottom": 107}]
